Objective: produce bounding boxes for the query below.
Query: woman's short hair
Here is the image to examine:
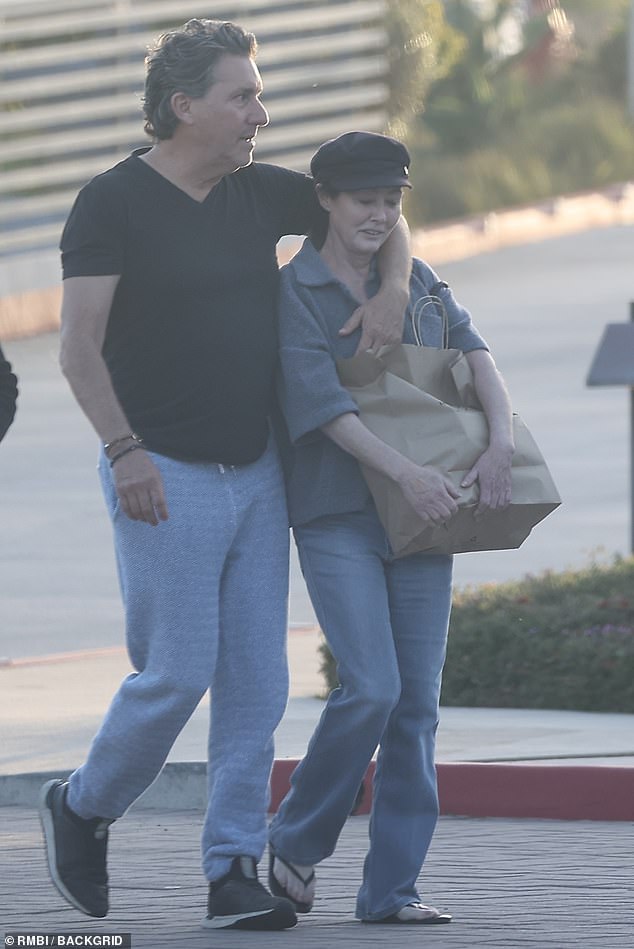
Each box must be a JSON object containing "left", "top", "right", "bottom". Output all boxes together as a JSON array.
[
  {"left": 143, "top": 19, "right": 257, "bottom": 140},
  {"left": 310, "top": 182, "right": 339, "bottom": 248}
]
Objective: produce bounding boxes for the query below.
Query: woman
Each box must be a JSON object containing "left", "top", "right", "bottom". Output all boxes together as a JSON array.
[{"left": 269, "top": 131, "right": 514, "bottom": 924}]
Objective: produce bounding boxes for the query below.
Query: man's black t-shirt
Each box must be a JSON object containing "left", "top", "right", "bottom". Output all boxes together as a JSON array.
[{"left": 61, "top": 151, "right": 320, "bottom": 464}]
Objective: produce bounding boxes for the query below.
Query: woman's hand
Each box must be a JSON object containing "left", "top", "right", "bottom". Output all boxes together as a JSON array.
[
  {"left": 322, "top": 414, "right": 460, "bottom": 526},
  {"left": 461, "top": 444, "right": 513, "bottom": 516},
  {"left": 397, "top": 462, "right": 461, "bottom": 526}
]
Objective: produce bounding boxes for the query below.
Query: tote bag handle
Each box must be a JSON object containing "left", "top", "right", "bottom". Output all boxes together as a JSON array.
[{"left": 410, "top": 281, "right": 450, "bottom": 349}]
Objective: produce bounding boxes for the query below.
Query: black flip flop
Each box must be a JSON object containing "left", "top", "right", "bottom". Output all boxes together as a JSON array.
[{"left": 268, "top": 848, "right": 315, "bottom": 914}]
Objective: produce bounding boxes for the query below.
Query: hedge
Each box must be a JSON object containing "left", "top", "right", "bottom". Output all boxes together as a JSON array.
[{"left": 318, "top": 556, "right": 634, "bottom": 713}]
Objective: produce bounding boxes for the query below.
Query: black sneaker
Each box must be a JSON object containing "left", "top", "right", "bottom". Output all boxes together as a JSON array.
[
  {"left": 203, "top": 856, "right": 297, "bottom": 930},
  {"left": 39, "top": 779, "right": 112, "bottom": 918}
]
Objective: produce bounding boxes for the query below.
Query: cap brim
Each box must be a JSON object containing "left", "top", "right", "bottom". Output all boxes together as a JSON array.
[{"left": 320, "top": 173, "right": 412, "bottom": 190}]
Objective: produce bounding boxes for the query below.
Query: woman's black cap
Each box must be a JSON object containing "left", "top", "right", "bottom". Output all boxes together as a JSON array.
[{"left": 310, "top": 130, "right": 412, "bottom": 191}]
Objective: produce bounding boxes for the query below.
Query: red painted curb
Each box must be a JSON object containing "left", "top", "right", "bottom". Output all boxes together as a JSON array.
[{"left": 270, "top": 760, "right": 634, "bottom": 822}]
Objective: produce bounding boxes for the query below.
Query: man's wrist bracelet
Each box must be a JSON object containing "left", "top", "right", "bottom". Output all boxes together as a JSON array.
[
  {"left": 104, "top": 432, "right": 143, "bottom": 460},
  {"left": 109, "top": 442, "right": 146, "bottom": 467}
]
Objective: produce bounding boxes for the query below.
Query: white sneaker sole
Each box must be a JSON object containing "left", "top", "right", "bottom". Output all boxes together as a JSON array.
[{"left": 202, "top": 908, "right": 276, "bottom": 929}]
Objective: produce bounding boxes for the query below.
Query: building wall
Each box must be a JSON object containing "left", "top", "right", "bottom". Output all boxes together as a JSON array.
[{"left": 1, "top": 0, "right": 388, "bottom": 281}]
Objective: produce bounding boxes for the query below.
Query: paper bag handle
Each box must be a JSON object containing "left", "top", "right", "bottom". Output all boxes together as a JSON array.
[{"left": 410, "top": 282, "right": 450, "bottom": 349}]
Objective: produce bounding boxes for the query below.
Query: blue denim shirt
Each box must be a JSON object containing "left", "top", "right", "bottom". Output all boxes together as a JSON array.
[{"left": 276, "top": 238, "right": 489, "bottom": 527}]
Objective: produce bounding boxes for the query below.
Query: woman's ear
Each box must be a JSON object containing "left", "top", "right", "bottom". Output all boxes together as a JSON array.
[{"left": 315, "top": 183, "right": 331, "bottom": 213}]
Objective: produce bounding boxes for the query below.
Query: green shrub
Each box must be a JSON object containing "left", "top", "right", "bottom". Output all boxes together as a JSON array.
[
  {"left": 404, "top": 146, "right": 554, "bottom": 223},
  {"left": 403, "top": 94, "right": 634, "bottom": 226},
  {"left": 318, "top": 556, "right": 634, "bottom": 712},
  {"left": 508, "top": 98, "right": 634, "bottom": 192}
]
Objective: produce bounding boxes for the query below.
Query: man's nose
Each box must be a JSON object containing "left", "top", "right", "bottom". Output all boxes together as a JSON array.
[{"left": 253, "top": 99, "right": 269, "bottom": 127}]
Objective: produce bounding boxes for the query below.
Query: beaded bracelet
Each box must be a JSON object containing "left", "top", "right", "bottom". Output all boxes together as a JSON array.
[{"left": 109, "top": 442, "right": 146, "bottom": 467}]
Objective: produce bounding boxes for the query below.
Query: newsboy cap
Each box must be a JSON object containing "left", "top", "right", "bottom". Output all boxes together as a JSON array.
[{"left": 310, "top": 131, "right": 412, "bottom": 191}]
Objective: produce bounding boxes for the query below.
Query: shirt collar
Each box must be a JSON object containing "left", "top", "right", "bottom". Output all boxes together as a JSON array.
[
  {"left": 290, "top": 238, "right": 380, "bottom": 294},
  {"left": 290, "top": 238, "right": 337, "bottom": 287}
]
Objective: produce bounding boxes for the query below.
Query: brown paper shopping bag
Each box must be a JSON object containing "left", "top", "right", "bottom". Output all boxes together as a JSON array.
[{"left": 336, "top": 344, "right": 561, "bottom": 557}]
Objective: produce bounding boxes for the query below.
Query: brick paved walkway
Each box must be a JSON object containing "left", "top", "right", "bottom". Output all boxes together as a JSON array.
[{"left": 2, "top": 806, "right": 632, "bottom": 948}]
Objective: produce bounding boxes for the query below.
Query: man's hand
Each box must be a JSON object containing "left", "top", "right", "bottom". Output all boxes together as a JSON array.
[
  {"left": 339, "top": 285, "right": 408, "bottom": 355},
  {"left": 112, "top": 450, "right": 169, "bottom": 526},
  {"left": 338, "top": 214, "right": 411, "bottom": 354},
  {"left": 397, "top": 462, "right": 461, "bottom": 526},
  {"left": 461, "top": 445, "right": 513, "bottom": 517}
]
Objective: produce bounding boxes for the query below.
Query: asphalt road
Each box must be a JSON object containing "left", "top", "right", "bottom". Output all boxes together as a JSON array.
[{"left": 1, "top": 224, "right": 632, "bottom": 658}]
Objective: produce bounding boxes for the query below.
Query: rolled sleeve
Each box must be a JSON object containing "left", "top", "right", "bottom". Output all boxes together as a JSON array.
[
  {"left": 61, "top": 178, "right": 126, "bottom": 278},
  {"left": 443, "top": 284, "right": 489, "bottom": 353},
  {"left": 277, "top": 272, "right": 358, "bottom": 445}
]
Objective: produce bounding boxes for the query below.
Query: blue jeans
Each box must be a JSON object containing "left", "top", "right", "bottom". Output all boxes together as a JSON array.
[
  {"left": 67, "top": 438, "right": 290, "bottom": 881},
  {"left": 268, "top": 502, "right": 452, "bottom": 920}
]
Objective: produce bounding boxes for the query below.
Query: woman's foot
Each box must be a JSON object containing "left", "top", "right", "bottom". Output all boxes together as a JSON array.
[
  {"left": 395, "top": 901, "right": 451, "bottom": 923},
  {"left": 367, "top": 901, "right": 453, "bottom": 924},
  {"left": 268, "top": 849, "right": 316, "bottom": 913}
]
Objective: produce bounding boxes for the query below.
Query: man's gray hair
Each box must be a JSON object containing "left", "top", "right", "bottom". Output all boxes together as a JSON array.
[{"left": 143, "top": 19, "right": 257, "bottom": 140}]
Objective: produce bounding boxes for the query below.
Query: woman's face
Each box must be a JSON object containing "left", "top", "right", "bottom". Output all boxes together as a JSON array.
[{"left": 318, "top": 187, "right": 403, "bottom": 258}]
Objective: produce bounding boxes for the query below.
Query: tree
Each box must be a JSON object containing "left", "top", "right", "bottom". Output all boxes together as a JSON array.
[
  {"left": 399, "top": 0, "right": 634, "bottom": 225},
  {"left": 385, "top": 0, "right": 464, "bottom": 132},
  {"left": 415, "top": 0, "right": 526, "bottom": 153}
]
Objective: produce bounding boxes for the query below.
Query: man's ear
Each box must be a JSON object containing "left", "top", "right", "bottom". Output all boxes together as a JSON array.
[{"left": 170, "top": 91, "right": 194, "bottom": 125}]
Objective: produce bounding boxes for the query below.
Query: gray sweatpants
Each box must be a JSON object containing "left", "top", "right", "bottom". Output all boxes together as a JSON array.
[{"left": 66, "top": 438, "right": 290, "bottom": 881}]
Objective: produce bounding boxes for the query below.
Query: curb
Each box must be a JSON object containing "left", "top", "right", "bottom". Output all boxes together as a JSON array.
[
  {"left": 434, "top": 762, "right": 634, "bottom": 821},
  {"left": 2, "top": 759, "right": 633, "bottom": 822},
  {"left": 272, "top": 760, "right": 634, "bottom": 822}
]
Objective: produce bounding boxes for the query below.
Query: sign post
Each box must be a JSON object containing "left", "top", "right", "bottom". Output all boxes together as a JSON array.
[{"left": 586, "top": 305, "right": 634, "bottom": 554}]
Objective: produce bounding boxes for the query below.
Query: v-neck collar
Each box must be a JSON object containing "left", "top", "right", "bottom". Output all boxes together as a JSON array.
[{"left": 131, "top": 147, "right": 223, "bottom": 206}]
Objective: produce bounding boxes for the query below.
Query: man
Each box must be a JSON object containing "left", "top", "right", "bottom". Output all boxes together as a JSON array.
[{"left": 39, "top": 19, "right": 410, "bottom": 931}]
